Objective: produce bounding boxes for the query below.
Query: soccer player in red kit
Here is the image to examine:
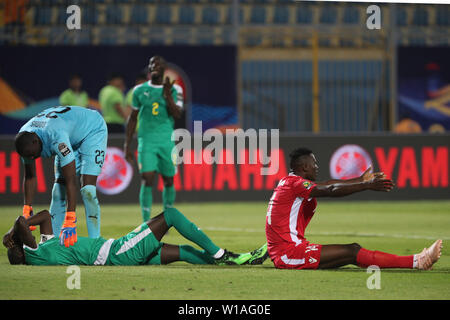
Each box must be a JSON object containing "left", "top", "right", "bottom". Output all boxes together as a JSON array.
[{"left": 265, "top": 148, "right": 442, "bottom": 270}]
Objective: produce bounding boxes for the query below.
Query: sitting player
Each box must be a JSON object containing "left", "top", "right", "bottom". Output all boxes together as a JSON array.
[
  {"left": 3, "top": 208, "right": 268, "bottom": 266},
  {"left": 265, "top": 147, "right": 442, "bottom": 270}
]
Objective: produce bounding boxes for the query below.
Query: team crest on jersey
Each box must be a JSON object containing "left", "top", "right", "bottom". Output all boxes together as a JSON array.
[
  {"left": 58, "top": 143, "right": 71, "bottom": 157},
  {"left": 302, "top": 181, "right": 312, "bottom": 189}
]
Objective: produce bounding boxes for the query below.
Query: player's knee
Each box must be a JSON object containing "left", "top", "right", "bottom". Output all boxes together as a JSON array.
[
  {"left": 80, "top": 184, "right": 97, "bottom": 201},
  {"left": 51, "top": 183, "right": 66, "bottom": 201},
  {"left": 141, "top": 173, "right": 154, "bottom": 186},
  {"left": 163, "top": 177, "right": 173, "bottom": 187}
]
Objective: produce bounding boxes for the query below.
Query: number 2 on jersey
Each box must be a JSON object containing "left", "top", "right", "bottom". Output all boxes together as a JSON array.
[{"left": 152, "top": 102, "right": 159, "bottom": 115}]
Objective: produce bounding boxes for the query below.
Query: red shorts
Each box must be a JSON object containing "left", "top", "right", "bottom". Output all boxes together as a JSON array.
[{"left": 269, "top": 241, "right": 322, "bottom": 270}]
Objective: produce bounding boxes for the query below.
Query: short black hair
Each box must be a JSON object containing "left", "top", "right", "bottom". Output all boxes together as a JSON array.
[
  {"left": 14, "top": 131, "right": 34, "bottom": 156},
  {"left": 107, "top": 72, "right": 124, "bottom": 82},
  {"left": 7, "top": 245, "right": 25, "bottom": 265},
  {"left": 69, "top": 73, "right": 81, "bottom": 80},
  {"left": 289, "top": 147, "right": 313, "bottom": 171},
  {"left": 136, "top": 72, "right": 148, "bottom": 82}
]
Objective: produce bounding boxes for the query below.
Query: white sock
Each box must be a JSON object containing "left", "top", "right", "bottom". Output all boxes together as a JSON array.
[
  {"left": 413, "top": 254, "right": 419, "bottom": 269},
  {"left": 213, "top": 248, "right": 225, "bottom": 259}
]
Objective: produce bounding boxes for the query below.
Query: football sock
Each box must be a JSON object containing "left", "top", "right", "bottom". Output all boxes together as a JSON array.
[
  {"left": 49, "top": 182, "right": 66, "bottom": 237},
  {"left": 163, "top": 207, "right": 222, "bottom": 257},
  {"left": 162, "top": 185, "right": 176, "bottom": 209},
  {"left": 80, "top": 185, "right": 101, "bottom": 238},
  {"left": 140, "top": 185, "right": 152, "bottom": 222},
  {"left": 356, "top": 248, "right": 414, "bottom": 268},
  {"left": 179, "top": 245, "right": 215, "bottom": 265}
]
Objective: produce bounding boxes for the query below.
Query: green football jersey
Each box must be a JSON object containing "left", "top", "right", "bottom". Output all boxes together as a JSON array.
[
  {"left": 99, "top": 85, "right": 126, "bottom": 125},
  {"left": 131, "top": 81, "right": 179, "bottom": 145},
  {"left": 23, "top": 237, "right": 107, "bottom": 266},
  {"left": 59, "top": 89, "right": 89, "bottom": 107}
]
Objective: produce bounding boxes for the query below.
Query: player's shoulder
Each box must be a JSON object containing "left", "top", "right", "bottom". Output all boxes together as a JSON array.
[
  {"left": 132, "top": 81, "right": 150, "bottom": 95},
  {"left": 283, "top": 174, "right": 314, "bottom": 187}
]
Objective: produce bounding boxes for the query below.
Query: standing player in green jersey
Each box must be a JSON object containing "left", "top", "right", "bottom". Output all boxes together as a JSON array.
[
  {"left": 59, "top": 74, "right": 89, "bottom": 108},
  {"left": 124, "top": 56, "right": 183, "bottom": 222},
  {"left": 99, "top": 73, "right": 130, "bottom": 134},
  {"left": 3, "top": 208, "right": 268, "bottom": 266}
]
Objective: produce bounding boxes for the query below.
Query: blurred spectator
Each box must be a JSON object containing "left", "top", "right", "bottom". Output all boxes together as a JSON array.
[
  {"left": 394, "top": 118, "right": 423, "bottom": 133},
  {"left": 99, "top": 73, "right": 129, "bottom": 134},
  {"left": 428, "top": 123, "right": 446, "bottom": 133},
  {"left": 59, "top": 74, "right": 89, "bottom": 107},
  {"left": 125, "top": 72, "right": 148, "bottom": 110}
]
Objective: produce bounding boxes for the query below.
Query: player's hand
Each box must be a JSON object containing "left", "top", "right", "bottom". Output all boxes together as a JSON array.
[
  {"left": 163, "top": 77, "right": 175, "bottom": 99},
  {"left": 22, "top": 205, "right": 36, "bottom": 231},
  {"left": 59, "top": 211, "right": 77, "bottom": 247},
  {"left": 360, "top": 166, "right": 387, "bottom": 183},
  {"left": 2, "top": 232, "right": 14, "bottom": 249},
  {"left": 124, "top": 145, "right": 134, "bottom": 164},
  {"left": 367, "top": 175, "right": 394, "bottom": 192}
]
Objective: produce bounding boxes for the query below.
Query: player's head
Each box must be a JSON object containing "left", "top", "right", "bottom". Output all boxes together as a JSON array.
[
  {"left": 68, "top": 74, "right": 82, "bottom": 91},
  {"left": 289, "top": 147, "right": 318, "bottom": 181},
  {"left": 107, "top": 72, "right": 125, "bottom": 91},
  {"left": 14, "top": 131, "right": 42, "bottom": 161},
  {"left": 135, "top": 72, "right": 148, "bottom": 85},
  {"left": 7, "top": 244, "right": 25, "bottom": 265},
  {"left": 148, "top": 56, "right": 167, "bottom": 80}
]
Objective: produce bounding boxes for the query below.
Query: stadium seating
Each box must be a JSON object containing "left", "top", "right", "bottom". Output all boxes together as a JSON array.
[
  {"left": 3, "top": 2, "right": 448, "bottom": 46},
  {"left": 412, "top": 7, "right": 429, "bottom": 26},
  {"left": 273, "top": 6, "right": 289, "bottom": 25},
  {"left": 201, "top": 6, "right": 220, "bottom": 25},
  {"left": 249, "top": 6, "right": 267, "bottom": 24},
  {"left": 179, "top": 6, "right": 196, "bottom": 25},
  {"left": 155, "top": 5, "right": 172, "bottom": 24},
  {"left": 131, "top": 5, "right": 149, "bottom": 25},
  {"left": 105, "top": 5, "right": 124, "bottom": 25}
]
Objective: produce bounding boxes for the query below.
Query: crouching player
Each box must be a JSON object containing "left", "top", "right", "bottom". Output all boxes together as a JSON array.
[
  {"left": 3, "top": 208, "right": 268, "bottom": 266},
  {"left": 265, "top": 148, "right": 442, "bottom": 271}
]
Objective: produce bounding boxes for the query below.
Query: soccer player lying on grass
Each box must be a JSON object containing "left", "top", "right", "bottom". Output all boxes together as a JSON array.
[
  {"left": 3, "top": 208, "right": 268, "bottom": 266},
  {"left": 265, "top": 147, "right": 442, "bottom": 271}
]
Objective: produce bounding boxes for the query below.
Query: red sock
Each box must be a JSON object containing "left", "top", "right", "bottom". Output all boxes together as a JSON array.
[{"left": 356, "top": 248, "right": 414, "bottom": 269}]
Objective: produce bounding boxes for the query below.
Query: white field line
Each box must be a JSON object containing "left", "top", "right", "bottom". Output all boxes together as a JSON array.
[{"left": 202, "top": 226, "right": 450, "bottom": 241}]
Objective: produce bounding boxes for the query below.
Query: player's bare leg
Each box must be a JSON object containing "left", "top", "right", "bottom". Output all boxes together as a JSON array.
[
  {"left": 318, "top": 240, "right": 443, "bottom": 270},
  {"left": 318, "top": 243, "right": 361, "bottom": 269}
]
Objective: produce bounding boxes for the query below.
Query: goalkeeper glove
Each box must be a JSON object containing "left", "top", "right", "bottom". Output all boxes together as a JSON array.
[
  {"left": 22, "top": 205, "right": 36, "bottom": 231},
  {"left": 60, "top": 211, "right": 77, "bottom": 247}
]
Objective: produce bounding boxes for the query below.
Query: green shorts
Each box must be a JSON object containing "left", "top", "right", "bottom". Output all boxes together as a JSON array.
[
  {"left": 137, "top": 142, "right": 176, "bottom": 177},
  {"left": 106, "top": 223, "right": 162, "bottom": 266}
]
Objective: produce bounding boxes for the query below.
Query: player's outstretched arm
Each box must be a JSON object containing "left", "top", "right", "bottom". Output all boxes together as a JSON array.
[
  {"left": 124, "top": 109, "right": 138, "bottom": 163},
  {"left": 316, "top": 166, "right": 385, "bottom": 186},
  {"left": 311, "top": 174, "right": 394, "bottom": 198}
]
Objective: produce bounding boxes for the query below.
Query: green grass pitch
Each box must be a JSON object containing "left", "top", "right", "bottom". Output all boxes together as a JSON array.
[{"left": 0, "top": 201, "right": 449, "bottom": 300}]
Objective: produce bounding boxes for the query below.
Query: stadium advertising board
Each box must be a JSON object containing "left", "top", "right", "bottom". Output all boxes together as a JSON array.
[{"left": 0, "top": 134, "right": 448, "bottom": 205}]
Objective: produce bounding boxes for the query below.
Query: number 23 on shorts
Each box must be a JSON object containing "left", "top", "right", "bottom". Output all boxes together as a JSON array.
[{"left": 152, "top": 102, "right": 159, "bottom": 115}]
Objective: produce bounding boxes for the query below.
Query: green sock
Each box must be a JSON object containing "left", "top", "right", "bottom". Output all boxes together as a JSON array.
[
  {"left": 162, "top": 185, "right": 176, "bottom": 209},
  {"left": 139, "top": 185, "right": 152, "bottom": 222},
  {"left": 163, "top": 208, "right": 221, "bottom": 256},
  {"left": 179, "top": 245, "right": 215, "bottom": 265}
]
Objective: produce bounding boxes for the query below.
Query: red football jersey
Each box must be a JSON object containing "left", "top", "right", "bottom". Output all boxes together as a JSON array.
[{"left": 265, "top": 173, "right": 317, "bottom": 255}]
